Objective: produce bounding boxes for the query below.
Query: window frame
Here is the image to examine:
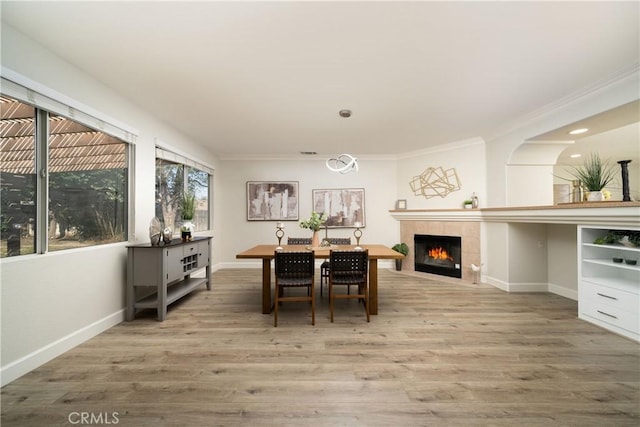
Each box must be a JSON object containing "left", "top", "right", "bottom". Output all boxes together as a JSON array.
[{"left": 1, "top": 76, "right": 136, "bottom": 257}]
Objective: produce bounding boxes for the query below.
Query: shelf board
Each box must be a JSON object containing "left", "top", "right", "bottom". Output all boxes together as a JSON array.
[
  {"left": 135, "top": 277, "right": 208, "bottom": 309},
  {"left": 583, "top": 242, "right": 640, "bottom": 253},
  {"left": 584, "top": 258, "right": 640, "bottom": 271},
  {"left": 581, "top": 276, "right": 640, "bottom": 291}
]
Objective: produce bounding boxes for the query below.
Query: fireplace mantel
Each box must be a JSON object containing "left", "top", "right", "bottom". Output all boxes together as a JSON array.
[{"left": 390, "top": 202, "right": 640, "bottom": 227}]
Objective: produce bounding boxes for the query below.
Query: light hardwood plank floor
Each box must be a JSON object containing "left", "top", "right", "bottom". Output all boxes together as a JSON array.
[{"left": 2, "top": 269, "right": 639, "bottom": 426}]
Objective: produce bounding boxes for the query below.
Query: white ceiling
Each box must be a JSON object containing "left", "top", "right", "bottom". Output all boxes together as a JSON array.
[{"left": 2, "top": 1, "right": 639, "bottom": 158}]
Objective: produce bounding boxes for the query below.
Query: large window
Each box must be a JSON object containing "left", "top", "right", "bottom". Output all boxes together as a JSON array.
[
  {"left": 1, "top": 94, "right": 130, "bottom": 257},
  {"left": 155, "top": 156, "right": 211, "bottom": 238}
]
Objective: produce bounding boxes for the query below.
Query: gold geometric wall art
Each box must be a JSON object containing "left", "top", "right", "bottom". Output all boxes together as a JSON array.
[{"left": 409, "top": 166, "right": 461, "bottom": 199}]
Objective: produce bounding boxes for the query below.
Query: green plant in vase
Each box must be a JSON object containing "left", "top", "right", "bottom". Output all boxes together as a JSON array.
[
  {"left": 391, "top": 243, "right": 409, "bottom": 271},
  {"left": 300, "top": 211, "right": 327, "bottom": 246},
  {"left": 181, "top": 192, "right": 196, "bottom": 241},
  {"left": 567, "top": 153, "right": 616, "bottom": 201}
]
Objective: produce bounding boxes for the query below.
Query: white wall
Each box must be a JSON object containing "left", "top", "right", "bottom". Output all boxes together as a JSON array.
[
  {"left": 0, "top": 24, "right": 220, "bottom": 385},
  {"left": 218, "top": 157, "right": 399, "bottom": 266},
  {"left": 395, "top": 138, "right": 487, "bottom": 209},
  {"left": 547, "top": 224, "right": 578, "bottom": 300}
]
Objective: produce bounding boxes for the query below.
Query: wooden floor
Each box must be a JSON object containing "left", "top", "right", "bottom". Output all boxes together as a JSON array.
[{"left": 2, "top": 269, "right": 639, "bottom": 426}]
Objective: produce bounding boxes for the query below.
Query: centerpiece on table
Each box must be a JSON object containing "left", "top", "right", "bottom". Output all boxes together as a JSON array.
[
  {"left": 567, "top": 153, "right": 616, "bottom": 202},
  {"left": 299, "top": 211, "right": 328, "bottom": 247}
]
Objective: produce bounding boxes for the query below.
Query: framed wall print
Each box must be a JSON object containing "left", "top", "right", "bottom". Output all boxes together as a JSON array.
[
  {"left": 247, "top": 181, "right": 299, "bottom": 221},
  {"left": 312, "top": 188, "right": 365, "bottom": 228},
  {"left": 396, "top": 199, "right": 407, "bottom": 210}
]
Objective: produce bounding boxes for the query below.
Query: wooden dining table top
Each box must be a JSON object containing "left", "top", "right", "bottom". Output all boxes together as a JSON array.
[{"left": 236, "top": 244, "right": 405, "bottom": 260}]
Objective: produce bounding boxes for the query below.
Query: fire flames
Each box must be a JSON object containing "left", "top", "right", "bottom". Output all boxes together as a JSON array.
[{"left": 428, "top": 247, "right": 453, "bottom": 261}]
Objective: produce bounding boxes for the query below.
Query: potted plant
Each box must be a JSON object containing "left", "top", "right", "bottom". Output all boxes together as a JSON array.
[
  {"left": 391, "top": 242, "right": 409, "bottom": 271},
  {"left": 180, "top": 192, "right": 196, "bottom": 241},
  {"left": 567, "top": 153, "right": 616, "bottom": 201},
  {"left": 299, "top": 211, "right": 327, "bottom": 247},
  {"left": 463, "top": 200, "right": 473, "bottom": 209}
]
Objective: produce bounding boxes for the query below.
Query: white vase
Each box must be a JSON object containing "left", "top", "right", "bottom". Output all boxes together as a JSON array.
[{"left": 586, "top": 191, "right": 604, "bottom": 202}]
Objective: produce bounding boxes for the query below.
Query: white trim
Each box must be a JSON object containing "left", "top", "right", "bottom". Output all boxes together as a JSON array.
[
  {"left": 0, "top": 310, "right": 124, "bottom": 387},
  {"left": 1, "top": 68, "right": 138, "bottom": 143},
  {"left": 506, "top": 282, "right": 549, "bottom": 293},
  {"left": 548, "top": 282, "right": 578, "bottom": 301},
  {"left": 155, "top": 139, "right": 215, "bottom": 174},
  {"left": 395, "top": 137, "right": 485, "bottom": 160}
]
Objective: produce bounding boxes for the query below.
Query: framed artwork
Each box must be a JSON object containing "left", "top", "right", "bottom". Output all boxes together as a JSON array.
[
  {"left": 247, "top": 181, "right": 299, "bottom": 221},
  {"left": 312, "top": 188, "right": 365, "bottom": 228},
  {"left": 396, "top": 199, "right": 407, "bottom": 210}
]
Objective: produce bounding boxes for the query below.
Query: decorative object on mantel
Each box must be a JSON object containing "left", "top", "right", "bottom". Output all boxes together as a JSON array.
[
  {"left": 410, "top": 166, "right": 461, "bottom": 199},
  {"left": 300, "top": 211, "right": 327, "bottom": 247},
  {"left": 571, "top": 180, "right": 583, "bottom": 203},
  {"left": 471, "top": 192, "right": 479, "bottom": 208},
  {"left": 617, "top": 160, "right": 632, "bottom": 202},
  {"left": 566, "top": 153, "right": 616, "bottom": 202},
  {"left": 396, "top": 199, "right": 407, "bottom": 210},
  {"left": 463, "top": 200, "right": 473, "bottom": 209},
  {"left": 391, "top": 243, "right": 409, "bottom": 271}
]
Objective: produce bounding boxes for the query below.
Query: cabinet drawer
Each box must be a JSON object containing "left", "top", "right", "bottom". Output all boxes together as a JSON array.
[
  {"left": 580, "top": 281, "right": 639, "bottom": 313},
  {"left": 580, "top": 300, "right": 639, "bottom": 334},
  {"left": 183, "top": 243, "right": 199, "bottom": 256}
]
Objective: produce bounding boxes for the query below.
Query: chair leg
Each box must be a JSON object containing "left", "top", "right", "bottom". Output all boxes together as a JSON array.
[
  {"left": 364, "top": 284, "right": 370, "bottom": 323},
  {"left": 311, "top": 284, "right": 315, "bottom": 326},
  {"left": 274, "top": 285, "right": 279, "bottom": 327},
  {"left": 329, "top": 283, "right": 334, "bottom": 323}
]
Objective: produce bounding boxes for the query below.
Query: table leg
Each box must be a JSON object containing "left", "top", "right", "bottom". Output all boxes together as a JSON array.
[
  {"left": 262, "top": 259, "right": 272, "bottom": 314},
  {"left": 369, "top": 259, "right": 378, "bottom": 315}
]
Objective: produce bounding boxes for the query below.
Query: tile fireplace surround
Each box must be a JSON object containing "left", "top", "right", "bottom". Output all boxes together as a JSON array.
[
  {"left": 392, "top": 202, "right": 640, "bottom": 283},
  {"left": 400, "top": 220, "right": 480, "bottom": 281}
]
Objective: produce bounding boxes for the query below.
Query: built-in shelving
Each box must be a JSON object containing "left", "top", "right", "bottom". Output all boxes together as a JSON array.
[{"left": 578, "top": 226, "right": 639, "bottom": 341}]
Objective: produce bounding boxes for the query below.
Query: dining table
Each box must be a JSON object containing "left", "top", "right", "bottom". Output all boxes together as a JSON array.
[{"left": 235, "top": 244, "right": 404, "bottom": 315}]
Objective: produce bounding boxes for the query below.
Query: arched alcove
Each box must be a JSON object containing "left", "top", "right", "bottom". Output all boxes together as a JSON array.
[{"left": 506, "top": 100, "right": 639, "bottom": 206}]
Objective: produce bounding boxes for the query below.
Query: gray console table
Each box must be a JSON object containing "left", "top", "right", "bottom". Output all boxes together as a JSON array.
[{"left": 126, "top": 236, "right": 212, "bottom": 321}]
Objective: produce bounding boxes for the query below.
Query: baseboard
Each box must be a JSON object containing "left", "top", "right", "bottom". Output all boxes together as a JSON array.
[
  {"left": 0, "top": 310, "right": 124, "bottom": 387},
  {"left": 485, "top": 276, "right": 509, "bottom": 292},
  {"left": 506, "top": 282, "right": 549, "bottom": 292},
  {"left": 548, "top": 282, "right": 578, "bottom": 301},
  {"left": 485, "top": 277, "right": 548, "bottom": 293}
]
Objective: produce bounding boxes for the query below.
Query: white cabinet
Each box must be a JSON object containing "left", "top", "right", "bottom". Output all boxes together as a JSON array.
[
  {"left": 126, "top": 236, "right": 212, "bottom": 321},
  {"left": 578, "top": 226, "right": 639, "bottom": 341}
]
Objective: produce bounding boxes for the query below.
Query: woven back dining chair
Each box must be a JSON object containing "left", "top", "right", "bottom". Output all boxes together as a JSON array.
[
  {"left": 329, "top": 249, "right": 369, "bottom": 323},
  {"left": 273, "top": 250, "right": 315, "bottom": 327},
  {"left": 287, "top": 237, "right": 312, "bottom": 245},
  {"left": 320, "top": 237, "right": 352, "bottom": 296}
]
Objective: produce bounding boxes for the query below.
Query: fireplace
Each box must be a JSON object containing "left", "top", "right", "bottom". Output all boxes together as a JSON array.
[{"left": 414, "top": 234, "right": 462, "bottom": 278}]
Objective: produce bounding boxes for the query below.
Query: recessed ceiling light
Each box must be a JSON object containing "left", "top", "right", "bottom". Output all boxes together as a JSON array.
[
  {"left": 339, "top": 109, "right": 352, "bottom": 118},
  {"left": 570, "top": 154, "right": 582, "bottom": 158},
  {"left": 569, "top": 128, "right": 589, "bottom": 135}
]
